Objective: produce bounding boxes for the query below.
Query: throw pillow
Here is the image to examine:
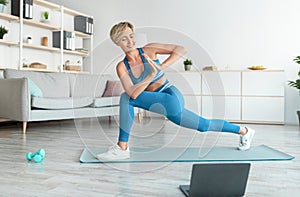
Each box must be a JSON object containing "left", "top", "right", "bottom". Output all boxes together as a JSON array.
[
  {"left": 102, "top": 80, "right": 124, "bottom": 97},
  {"left": 27, "top": 77, "right": 43, "bottom": 97}
]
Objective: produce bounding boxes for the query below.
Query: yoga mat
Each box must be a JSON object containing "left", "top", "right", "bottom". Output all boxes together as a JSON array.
[{"left": 79, "top": 145, "right": 294, "bottom": 163}]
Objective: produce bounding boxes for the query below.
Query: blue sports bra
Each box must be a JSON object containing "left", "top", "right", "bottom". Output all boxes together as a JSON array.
[{"left": 123, "top": 48, "right": 165, "bottom": 85}]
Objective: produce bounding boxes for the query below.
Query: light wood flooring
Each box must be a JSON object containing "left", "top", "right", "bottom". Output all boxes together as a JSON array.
[{"left": 0, "top": 117, "right": 299, "bottom": 196}]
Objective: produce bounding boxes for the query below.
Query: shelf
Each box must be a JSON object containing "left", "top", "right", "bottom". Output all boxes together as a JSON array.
[
  {"left": 63, "top": 49, "right": 89, "bottom": 57},
  {"left": 0, "top": 0, "right": 93, "bottom": 74},
  {"left": 63, "top": 28, "right": 91, "bottom": 38},
  {"left": 0, "top": 40, "right": 18, "bottom": 46},
  {"left": 33, "top": 0, "right": 60, "bottom": 10},
  {"left": 62, "top": 70, "right": 89, "bottom": 74},
  {"left": 21, "top": 67, "right": 59, "bottom": 72},
  {"left": 63, "top": 7, "right": 90, "bottom": 17},
  {"left": 23, "top": 43, "right": 60, "bottom": 52},
  {"left": 22, "top": 43, "right": 88, "bottom": 56},
  {"left": 0, "top": 13, "right": 19, "bottom": 21},
  {"left": 23, "top": 19, "right": 60, "bottom": 30},
  {"left": 75, "top": 31, "right": 92, "bottom": 39}
]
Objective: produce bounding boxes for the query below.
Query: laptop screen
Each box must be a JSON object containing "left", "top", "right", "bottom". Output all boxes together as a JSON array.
[{"left": 188, "top": 163, "right": 250, "bottom": 197}]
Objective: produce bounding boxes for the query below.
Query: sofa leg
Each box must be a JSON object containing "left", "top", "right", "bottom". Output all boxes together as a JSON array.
[
  {"left": 138, "top": 112, "right": 142, "bottom": 124},
  {"left": 22, "top": 122, "right": 27, "bottom": 134},
  {"left": 108, "top": 116, "right": 112, "bottom": 122}
]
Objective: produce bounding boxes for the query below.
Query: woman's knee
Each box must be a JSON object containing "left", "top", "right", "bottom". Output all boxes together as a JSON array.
[{"left": 120, "top": 92, "right": 130, "bottom": 104}]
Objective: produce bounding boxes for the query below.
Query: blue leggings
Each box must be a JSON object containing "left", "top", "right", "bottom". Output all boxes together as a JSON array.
[{"left": 119, "top": 86, "right": 240, "bottom": 142}]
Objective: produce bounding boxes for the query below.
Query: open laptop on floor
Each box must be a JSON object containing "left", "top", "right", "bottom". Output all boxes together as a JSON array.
[{"left": 179, "top": 163, "right": 251, "bottom": 197}]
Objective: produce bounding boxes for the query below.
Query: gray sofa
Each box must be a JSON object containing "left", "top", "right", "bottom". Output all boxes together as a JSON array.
[{"left": 0, "top": 69, "right": 122, "bottom": 133}]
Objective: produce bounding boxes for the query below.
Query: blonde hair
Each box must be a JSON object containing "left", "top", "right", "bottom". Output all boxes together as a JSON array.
[{"left": 110, "top": 21, "right": 134, "bottom": 44}]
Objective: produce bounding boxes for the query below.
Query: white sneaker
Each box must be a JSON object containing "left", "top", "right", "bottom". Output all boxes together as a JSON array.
[
  {"left": 96, "top": 144, "right": 130, "bottom": 161},
  {"left": 238, "top": 127, "right": 255, "bottom": 151}
]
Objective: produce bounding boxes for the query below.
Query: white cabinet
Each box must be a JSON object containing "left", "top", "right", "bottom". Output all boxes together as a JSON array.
[
  {"left": 166, "top": 72, "right": 201, "bottom": 95},
  {"left": 202, "top": 71, "right": 241, "bottom": 96},
  {"left": 165, "top": 70, "right": 285, "bottom": 124},
  {"left": 0, "top": 0, "right": 93, "bottom": 73},
  {"left": 242, "top": 72, "right": 284, "bottom": 96},
  {"left": 241, "top": 71, "right": 285, "bottom": 123},
  {"left": 242, "top": 97, "right": 284, "bottom": 122},
  {"left": 202, "top": 71, "right": 241, "bottom": 121},
  {"left": 202, "top": 96, "right": 241, "bottom": 121}
]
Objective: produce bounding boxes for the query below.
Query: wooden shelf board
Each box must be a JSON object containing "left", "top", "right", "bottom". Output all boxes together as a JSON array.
[
  {"left": 33, "top": 0, "right": 60, "bottom": 9},
  {"left": 0, "top": 40, "right": 18, "bottom": 46},
  {"left": 63, "top": 49, "right": 89, "bottom": 57},
  {"left": 75, "top": 31, "right": 91, "bottom": 38},
  {"left": 63, "top": 28, "right": 91, "bottom": 38},
  {"left": 22, "top": 43, "right": 88, "bottom": 56},
  {"left": 23, "top": 43, "right": 60, "bottom": 52},
  {"left": 21, "top": 67, "right": 59, "bottom": 72},
  {"left": 0, "top": 13, "right": 19, "bottom": 21},
  {"left": 63, "top": 7, "right": 90, "bottom": 17},
  {"left": 62, "top": 70, "right": 89, "bottom": 74},
  {"left": 23, "top": 19, "right": 60, "bottom": 30}
]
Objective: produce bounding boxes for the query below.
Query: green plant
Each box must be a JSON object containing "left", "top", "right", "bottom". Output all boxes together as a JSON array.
[
  {"left": 183, "top": 58, "right": 192, "bottom": 66},
  {"left": 0, "top": 25, "right": 8, "bottom": 34},
  {"left": 0, "top": 0, "right": 8, "bottom": 5},
  {"left": 288, "top": 56, "right": 300, "bottom": 91},
  {"left": 43, "top": 11, "right": 49, "bottom": 20}
]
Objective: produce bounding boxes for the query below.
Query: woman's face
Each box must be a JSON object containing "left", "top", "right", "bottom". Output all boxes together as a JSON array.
[{"left": 117, "top": 27, "right": 136, "bottom": 52}]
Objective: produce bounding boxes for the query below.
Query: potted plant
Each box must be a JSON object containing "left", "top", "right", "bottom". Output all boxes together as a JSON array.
[
  {"left": 183, "top": 58, "right": 193, "bottom": 71},
  {"left": 288, "top": 56, "right": 300, "bottom": 91},
  {"left": 288, "top": 56, "right": 300, "bottom": 125},
  {"left": 41, "top": 11, "right": 49, "bottom": 22},
  {"left": 0, "top": 25, "right": 8, "bottom": 39},
  {"left": 0, "top": 0, "right": 8, "bottom": 13}
]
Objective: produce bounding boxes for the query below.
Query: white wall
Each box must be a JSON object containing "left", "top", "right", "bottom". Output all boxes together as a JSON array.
[{"left": 49, "top": 0, "right": 300, "bottom": 125}]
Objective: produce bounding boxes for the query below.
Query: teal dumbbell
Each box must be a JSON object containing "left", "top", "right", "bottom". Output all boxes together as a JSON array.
[{"left": 26, "top": 148, "right": 45, "bottom": 163}]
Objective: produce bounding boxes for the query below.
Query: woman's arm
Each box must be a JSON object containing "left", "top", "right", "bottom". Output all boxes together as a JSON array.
[
  {"left": 116, "top": 60, "right": 157, "bottom": 99},
  {"left": 143, "top": 43, "right": 187, "bottom": 70}
]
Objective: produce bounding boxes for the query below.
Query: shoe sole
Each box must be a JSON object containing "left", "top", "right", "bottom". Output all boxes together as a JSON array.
[{"left": 96, "top": 155, "right": 130, "bottom": 161}]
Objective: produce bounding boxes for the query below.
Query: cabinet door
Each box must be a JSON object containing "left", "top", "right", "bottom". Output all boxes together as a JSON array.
[
  {"left": 242, "top": 97, "right": 284, "bottom": 122},
  {"left": 184, "top": 96, "right": 201, "bottom": 115},
  {"left": 202, "top": 96, "right": 241, "bottom": 121},
  {"left": 165, "top": 72, "right": 201, "bottom": 95},
  {"left": 242, "top": 72, "right": 284, "bottom": 96},
  {"left": 202, "top": 72, "right": 241, "bottom": 96}
]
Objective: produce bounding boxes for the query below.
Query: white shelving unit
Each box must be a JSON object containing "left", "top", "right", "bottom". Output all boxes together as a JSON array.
[
  {"left": 0, "top": 0, "right": 93, "bottom": 73},
  {"left": 165, "top": 69, "right": 285, "bottom": 124}
]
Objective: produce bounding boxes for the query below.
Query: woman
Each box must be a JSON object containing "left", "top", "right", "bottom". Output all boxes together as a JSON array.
[{"left": 97, "top": 22, "right": 255, "bottom": 160}]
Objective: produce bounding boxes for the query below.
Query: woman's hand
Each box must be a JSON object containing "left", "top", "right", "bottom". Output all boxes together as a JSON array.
[{"left": 142, "top": 54, "right": 158, "bottom": 76}]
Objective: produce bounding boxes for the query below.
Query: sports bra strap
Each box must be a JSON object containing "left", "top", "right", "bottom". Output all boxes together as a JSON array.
[{"left": 123, "top": 57, "right": 131, "bottom": 71}]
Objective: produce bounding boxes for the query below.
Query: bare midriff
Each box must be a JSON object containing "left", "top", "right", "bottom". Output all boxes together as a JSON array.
[{"left": 145, "top": 76, "right": 167, "bottom": 92}]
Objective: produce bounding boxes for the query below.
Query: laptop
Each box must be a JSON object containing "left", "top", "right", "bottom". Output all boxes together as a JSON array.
[{"left": 179, "top": 163, "right": 251, "bottom": 197}]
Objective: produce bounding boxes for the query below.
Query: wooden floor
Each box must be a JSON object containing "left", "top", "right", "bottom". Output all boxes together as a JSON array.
[{"left": 0, "top": 117, "right": 299, "bottom": 196}]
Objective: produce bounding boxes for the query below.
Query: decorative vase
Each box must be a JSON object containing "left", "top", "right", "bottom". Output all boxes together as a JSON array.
[
  {"left": 0, "top": 33, "right": 4, "bottom": 39},
  {"left": 184, "top": 64, "right": 192, "bottom": 71}
]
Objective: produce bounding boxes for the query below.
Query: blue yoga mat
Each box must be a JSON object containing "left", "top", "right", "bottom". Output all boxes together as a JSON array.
[{"left": 79, "top": 145, "right": 294, "bottom": 163}]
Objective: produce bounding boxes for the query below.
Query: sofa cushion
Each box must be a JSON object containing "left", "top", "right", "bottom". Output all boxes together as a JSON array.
[
  {"left": 69, "top": 73, "right": 112, "bottom": 98},
  {"left": 27, "top": 77, "right": 43, "bottom": 97},
  {"left": 102, "top": 80, "right": 124, "bottom": 97},
  {"left": 31, "top": 97, "right": 93, "bottom": 109},
  {"left": 93, "top": 96, "right": 120, "bottom": 108},
  {"left": 4, "top": 69, "right": 70, "bottom": 98}
]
